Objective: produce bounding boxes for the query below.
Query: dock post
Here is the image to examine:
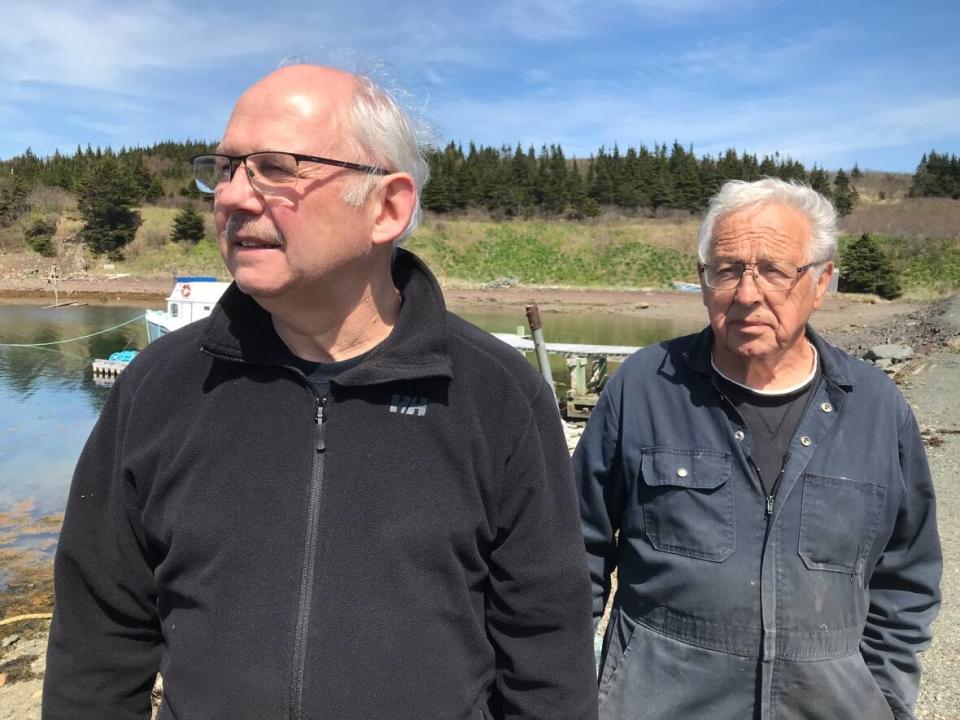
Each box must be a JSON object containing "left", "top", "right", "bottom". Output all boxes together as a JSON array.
[{"left": 525, "top": 304, "right": 555, "bottom": 397}]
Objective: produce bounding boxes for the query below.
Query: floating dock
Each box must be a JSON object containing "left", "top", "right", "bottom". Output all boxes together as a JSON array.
[{"left": 491, "top": 333, "right": 640, "bottom": 360}]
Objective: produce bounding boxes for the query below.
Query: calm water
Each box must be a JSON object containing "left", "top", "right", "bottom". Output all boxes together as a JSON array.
[{"left": 0, "top": 301, "right": 700, "bottom": 529}]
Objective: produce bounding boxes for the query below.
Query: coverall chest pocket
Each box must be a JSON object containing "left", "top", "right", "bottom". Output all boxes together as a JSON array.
[
  {"left": 799, "top": 473, "right": 886, "bottom": 573},
  {"left": 639, "top": 447, "right": 735, "bottom": 562}
]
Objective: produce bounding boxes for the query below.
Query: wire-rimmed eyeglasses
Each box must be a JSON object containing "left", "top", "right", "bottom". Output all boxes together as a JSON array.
[
  {"left": 697, "top": 260, "right": 819, "bottom": 292},
  {"left": 190, "top": 152, "right": 387, "bottom": 195}
]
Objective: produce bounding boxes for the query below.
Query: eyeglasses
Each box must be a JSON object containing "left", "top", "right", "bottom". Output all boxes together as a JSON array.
[
  {"left": 190, "top": 152, "right": 387, "bottom": 195},
  {"left": 698, "top": 260, "right": 818, "bottom": 292}
]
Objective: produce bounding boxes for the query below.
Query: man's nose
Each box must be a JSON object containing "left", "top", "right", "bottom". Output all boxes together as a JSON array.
[
  {"left": 214, "top": 162, "right": 264, "bottom": 214},
  {"left": 734, "top": 267, "right": 764, "bottom": 303}
]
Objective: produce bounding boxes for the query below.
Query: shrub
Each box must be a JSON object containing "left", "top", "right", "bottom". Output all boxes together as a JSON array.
[{"left": 24, "top": 215, "right": 58, "bottom": 257}]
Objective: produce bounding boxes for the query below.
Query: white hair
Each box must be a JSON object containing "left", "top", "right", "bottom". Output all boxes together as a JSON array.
[{"left": 697, "top": 178, "right": 838, "bottom": 271}]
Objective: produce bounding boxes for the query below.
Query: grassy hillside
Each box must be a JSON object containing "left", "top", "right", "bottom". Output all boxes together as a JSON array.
[{"left": 4, "top": 199, "right": 960, "bottom": 296}]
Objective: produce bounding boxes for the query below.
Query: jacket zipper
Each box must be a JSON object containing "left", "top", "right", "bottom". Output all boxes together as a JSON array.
[
  {"left": 290, "top": 393, "right": 327, "bottom": 720},
  {"left": 764, "top": 460, "right": 787, "bottom": 518}
]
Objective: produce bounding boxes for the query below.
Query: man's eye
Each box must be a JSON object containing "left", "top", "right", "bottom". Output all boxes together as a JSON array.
[
  {"left": 761, "top": 263, "right": 794, "bottom": 279},
  {"left": 259, "top": 163, "right": 295, "bottom": 179},
  {"left": 714, "top": 265, "right": 741, "bottom": 279}
]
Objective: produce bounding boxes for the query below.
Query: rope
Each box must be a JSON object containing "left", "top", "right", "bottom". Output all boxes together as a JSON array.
[{"left": 0, "top": 314, "right": 146, "bottom": 348}]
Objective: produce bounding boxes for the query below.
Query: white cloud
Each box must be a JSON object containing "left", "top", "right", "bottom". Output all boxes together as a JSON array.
[{"left": 0, "top": 1, "right": 287, "bottom": 95}]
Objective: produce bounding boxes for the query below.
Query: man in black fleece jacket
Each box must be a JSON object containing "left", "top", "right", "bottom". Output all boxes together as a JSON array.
[{"left": 42, "top": 64, "right": 598, "bottom": 720}]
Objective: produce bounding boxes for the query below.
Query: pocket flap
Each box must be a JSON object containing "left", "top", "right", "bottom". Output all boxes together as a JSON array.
[{"left": 640, "top": 447, "right": 731, "bottom": 490}]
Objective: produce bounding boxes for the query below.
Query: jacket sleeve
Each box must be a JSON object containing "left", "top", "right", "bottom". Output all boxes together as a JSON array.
[
  {"left": 861, "top": 405, "right": 942, "bottom": 719},
  {"left": 485, "top": 381, "right": 599, "bottom": 720},
  {"left": 572, "top": 385, "right": 625, "bottom": 626},
  {"left": 43, "top": 375, "right": 162, "bottom": 719}
]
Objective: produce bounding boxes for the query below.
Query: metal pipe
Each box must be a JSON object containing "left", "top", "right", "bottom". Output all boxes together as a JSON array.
[{"left": 525, "top": 304, "right": 555, "bottom": 396}]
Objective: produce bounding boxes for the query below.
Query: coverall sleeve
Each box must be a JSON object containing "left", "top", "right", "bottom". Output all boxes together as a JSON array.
[
  {"left": 861, "top": 406, "right": 942, "bottom": 720},
  {"left": 572, "top": 385, "right": 625, "bottom": 626},
  {"left": 485, "top": 381, "right": 599, "bottom": 720},
  {"left": 42, "top": 376, "right": 163, "bottom": 719}
]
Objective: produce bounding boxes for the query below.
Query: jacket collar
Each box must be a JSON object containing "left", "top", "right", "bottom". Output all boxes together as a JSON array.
[
  {"left": 199, "top": 248, "right": 453, "bottom": 386},
  {"left": 681, "top": 323, "right": 854, "bottom": 390}
]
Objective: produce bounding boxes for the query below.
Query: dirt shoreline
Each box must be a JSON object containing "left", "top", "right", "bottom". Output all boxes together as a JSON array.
[{"left": 0, "top": 272, "right": 922, "bottom": 331}]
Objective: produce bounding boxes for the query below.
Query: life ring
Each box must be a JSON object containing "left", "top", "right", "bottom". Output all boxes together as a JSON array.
[{"left": 181, "top": 284, "right": 192, "bottom": 298}]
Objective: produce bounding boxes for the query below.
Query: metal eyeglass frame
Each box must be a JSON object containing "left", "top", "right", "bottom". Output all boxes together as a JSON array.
[
  {"left": 190, "top": 151, "right": 387, "bottom": 194},
  {"left": 697, "top": 260, "right": 818, "bottom": 292}
]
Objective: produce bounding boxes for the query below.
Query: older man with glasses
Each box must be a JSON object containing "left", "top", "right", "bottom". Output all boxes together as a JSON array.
[
  {"left": 43, "top": 64, "right": 598, "bottom": 720},
  {"left": 576, "top": 178, "right": 941, "bottom": 720}
]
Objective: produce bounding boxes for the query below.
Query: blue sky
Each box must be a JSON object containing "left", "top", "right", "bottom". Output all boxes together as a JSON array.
[{"left": 1, "top": 0, "right": 957, "bottom": 171}]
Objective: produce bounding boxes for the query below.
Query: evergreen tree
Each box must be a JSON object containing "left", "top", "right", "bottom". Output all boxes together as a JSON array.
[
  {"left": 78, "top": 155, "right": 143, "bottom": 259},
  {"left": 674, "top": 151, "right": 703, "bottom": 212},
  {"left": 838, "top": 234, "right": 901, "bottom": 299},
  {"left": 850, "top": 163, "right": 862, "bottom": 179},
  {"left": 759, "top": 155, "right": 778, "bottom": 177},
  {"left": 832, "top": 169, "right": 858, "bottom": 216},
  {"left": 698, "top": 156, "right": 721, "bottom": 207},
  {"left": 808, "top": 165, "right": 832, "bottom": 199},
  {"left": 171, "top": 204, "right": 206, "bottom": 243},
  {"left": 910, "top": 150, "right": 960, "bottom": 199},
  {"left": 0, "top": 174, "right": 31, "bottom": 227},
  {"left": 617, "top": 147, "right": 642, "bottom": 210}
]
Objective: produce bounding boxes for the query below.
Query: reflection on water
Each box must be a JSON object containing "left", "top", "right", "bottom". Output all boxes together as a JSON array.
[
  {"left": 0, "top": 301, "right": 698, "bottom": 575},
  {"left": 0, "top": 304, "right": 147, "bottom": 548}
]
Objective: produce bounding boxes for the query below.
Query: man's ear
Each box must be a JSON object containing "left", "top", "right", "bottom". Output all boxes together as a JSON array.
[
  {"left": 812, "top": 262, "right": 834, "bottom": 309},
  {"left": 370, "top": 173, "right": 416, "bottom": 247},
  {"left": 698, "top": 264, "right": 710, "bottom": 308}
]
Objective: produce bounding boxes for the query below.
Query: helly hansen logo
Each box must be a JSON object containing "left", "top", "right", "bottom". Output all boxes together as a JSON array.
[{"left": 390, "top": 394, "right": 428, "bottom": 416}]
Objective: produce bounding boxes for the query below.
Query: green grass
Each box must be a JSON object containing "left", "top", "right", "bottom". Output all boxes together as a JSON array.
[
  {"left": 120, "top": 236, "right": 225, "bottom": 276},
  {"left": 115, "top": 205, "right": 226, "bottom": 277},
  {"left": 407, "top": 221, "right": 698, "bottom": 287}
]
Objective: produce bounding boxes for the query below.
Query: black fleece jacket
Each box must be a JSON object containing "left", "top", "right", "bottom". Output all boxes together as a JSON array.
[{"left": 43, "top": 250, "right": 598, "bottom": 720}]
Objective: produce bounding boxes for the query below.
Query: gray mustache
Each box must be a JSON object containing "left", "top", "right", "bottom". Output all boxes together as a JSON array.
[{"left": 225, "top": 214, "right": 285, "bottom": 246}]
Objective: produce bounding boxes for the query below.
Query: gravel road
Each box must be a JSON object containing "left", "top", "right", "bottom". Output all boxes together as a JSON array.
[{"left": 904, "top": 295, "right": 960, "bottom": 720}]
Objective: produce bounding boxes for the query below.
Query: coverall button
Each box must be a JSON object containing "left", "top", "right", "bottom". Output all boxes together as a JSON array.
[
  {"left": 821, "top": 402, "right": 833, "bottom": 413},
  {"left": 676, "top": 467, "right": 689, "bottom": 478},
  {"left": 800, "top": 436, "right": 812, "bottom": 447},
  {"left": 734, "top": 430, "right": 745, "bottom": 441}
]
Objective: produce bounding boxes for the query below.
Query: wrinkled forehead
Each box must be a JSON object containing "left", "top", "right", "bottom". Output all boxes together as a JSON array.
[{"left": 708, "top": 203, "right": 812, "bottom": 263}]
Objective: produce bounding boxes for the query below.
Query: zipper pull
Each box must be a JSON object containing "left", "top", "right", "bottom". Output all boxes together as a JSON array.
[
  {"left": 765, "top": 495, "right": 774, "bottom": 517},
  {"left": 315, "top": 395, "right": 327, "bottom": 452}
]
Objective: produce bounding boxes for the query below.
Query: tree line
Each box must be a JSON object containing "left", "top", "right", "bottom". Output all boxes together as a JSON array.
[
  {"left": 422, "top": 141, "right": 860, "bottom": 219},
  {"left": 910, "top": 151, "right": 960, "bottom": 200}
]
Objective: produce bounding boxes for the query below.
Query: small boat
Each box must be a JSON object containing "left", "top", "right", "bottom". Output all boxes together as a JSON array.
[{"left": 145, "top": 277, "right": 230, "bottom": 342}]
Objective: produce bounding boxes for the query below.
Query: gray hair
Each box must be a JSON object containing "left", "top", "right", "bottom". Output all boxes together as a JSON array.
[
  {"left": 340, "top": 73, "right": 431, "bottom": 243},
  {"left": 277, "top": 55, "right": 432, "bottom": 244},
  {"left": 697, "top": 178, "right": 838, "bottom": 269}
]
